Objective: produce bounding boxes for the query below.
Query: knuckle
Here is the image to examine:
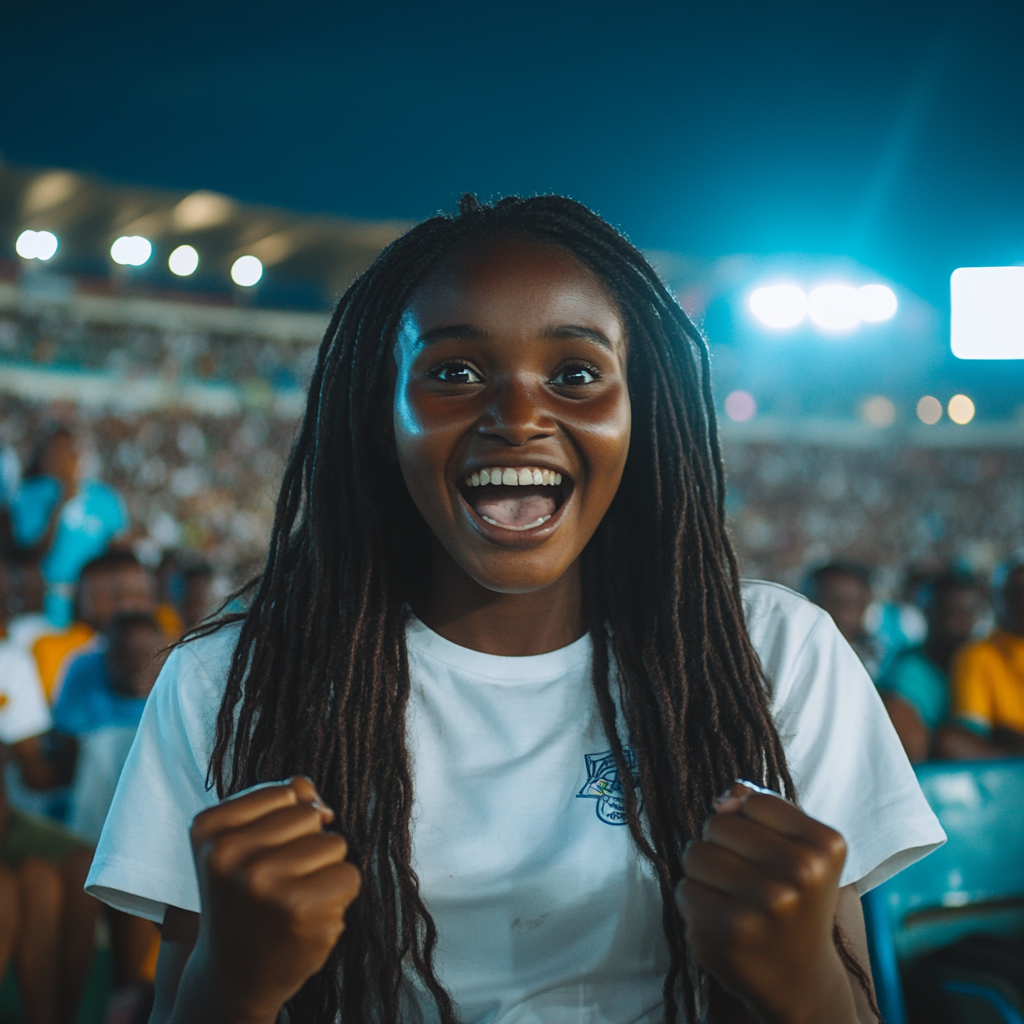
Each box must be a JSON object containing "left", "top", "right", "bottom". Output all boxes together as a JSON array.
[
  {"left": 791, "top": 848, "right": 829, "bottom": 889},
  {"left": 762, "top": 881, "right": 800, "bottom": 917}
]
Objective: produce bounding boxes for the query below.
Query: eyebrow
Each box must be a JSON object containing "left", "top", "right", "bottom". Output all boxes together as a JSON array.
[{"left": 416, "top": 323, "right": 614, "bottom": 351}]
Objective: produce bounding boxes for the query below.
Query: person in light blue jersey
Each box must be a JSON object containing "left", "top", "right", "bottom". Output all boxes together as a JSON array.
[
  {"left": 877, "top": 573, "right": 982, "bottom": 762},
  {"left": 10, "top": 427, "right": 128, "bottom": 628}
]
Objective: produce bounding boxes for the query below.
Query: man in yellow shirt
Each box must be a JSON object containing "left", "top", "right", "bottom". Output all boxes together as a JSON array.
[{"left": 938, "top": 562, "right": 1024, "bottom": 758}]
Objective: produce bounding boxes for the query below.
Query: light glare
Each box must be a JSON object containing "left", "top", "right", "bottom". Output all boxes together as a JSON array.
[
  {"left": 15, "top": 229, "right": 59, "bottom": 260},
  {"left": 916, "top": 396, "right": 942, "bottom": 425},
  {"left": 951, "top": 267, "right": 1024, "bottom": 359},
  {"left": 724, "top": 390, "right": 757, "bottom": 422},
  {"left": 948, "top": 394, "right": 975, "bottom": 425},
  {"left": 168, "top": 244, "right": 199, "bottom": 276},
  {"left": 231, "top": 255, "right": 263, "bottom": 287},
  {"left": 749, "top": 285, "right": 806, "bottom": 328},
  {"left": 862, "top": 396, "right": 896, "bottom": 428},
  {"left": 111, "top": 235, "right": 152, "bottom": 266},
  {"left": 857, "top": 284, "right": 897, "bottom": 322},
  {"left": 809, "top": 285, "right": 860, "bottom": 330}
]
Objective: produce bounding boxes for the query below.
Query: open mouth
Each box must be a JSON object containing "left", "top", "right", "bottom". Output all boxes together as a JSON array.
[{"left": 458, "top": 467, "right": 572, "bottom": 532}]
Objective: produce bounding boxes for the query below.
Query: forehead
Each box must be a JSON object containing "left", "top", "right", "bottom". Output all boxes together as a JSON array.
[{"left": 401, "top": 237, "right": 625, "bottom": 348}]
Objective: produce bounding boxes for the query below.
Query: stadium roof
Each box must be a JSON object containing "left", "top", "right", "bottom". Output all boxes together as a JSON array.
[{"left": 0, "top": 162, "right": 410, "bottom": 309}]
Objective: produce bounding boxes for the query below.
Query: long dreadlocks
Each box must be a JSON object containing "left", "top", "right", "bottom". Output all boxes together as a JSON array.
[{"left": 206, "top": 194, "right": 847, "bottom": 1022}]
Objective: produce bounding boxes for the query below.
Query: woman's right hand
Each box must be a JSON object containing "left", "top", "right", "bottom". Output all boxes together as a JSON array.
[{"left": 184, "top": 777, "right": 361, "bottom": 1024}]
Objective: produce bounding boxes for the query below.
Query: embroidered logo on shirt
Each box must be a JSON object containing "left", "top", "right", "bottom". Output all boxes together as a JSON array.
[{"left": 577, "top": 748, "right": 642, "bottom": 825}]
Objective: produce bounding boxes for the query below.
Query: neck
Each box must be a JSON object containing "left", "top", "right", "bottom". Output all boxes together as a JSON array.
[
  {"left": 415, "top": 544, "right": 585, "bottom": 656},
  {"left": 924, "top": 636, "right": 957, "bottom": 671}
]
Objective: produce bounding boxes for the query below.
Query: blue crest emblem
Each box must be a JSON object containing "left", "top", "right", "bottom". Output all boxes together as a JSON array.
[{"left": 577, "top": 748, "right": 642, "bottom": 825}]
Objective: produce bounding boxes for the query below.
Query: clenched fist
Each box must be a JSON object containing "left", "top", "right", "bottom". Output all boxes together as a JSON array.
[
  {"left": 185, "top": 777, "right": 361, "bottom": 1023},
  {"left": 675, "top": 782, "right": 863, "bottom": 1024}
]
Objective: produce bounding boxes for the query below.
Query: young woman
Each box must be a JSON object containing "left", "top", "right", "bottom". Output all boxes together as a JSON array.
[{"left": 86, "top": 196, "right": 944, "bottom": 1024}]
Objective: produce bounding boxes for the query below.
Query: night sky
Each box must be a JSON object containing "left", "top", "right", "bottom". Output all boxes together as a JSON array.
[{"left": 2, "top": 0, "right": 1022, "bottom": 311}]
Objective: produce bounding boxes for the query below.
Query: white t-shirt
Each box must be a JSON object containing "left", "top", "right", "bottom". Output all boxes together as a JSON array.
[
  {"left": 0, "top": 638, "right": 52, "bottom": 744},
  {"left": 87, "top": 581, "right": 945, "bottom": 1024}
]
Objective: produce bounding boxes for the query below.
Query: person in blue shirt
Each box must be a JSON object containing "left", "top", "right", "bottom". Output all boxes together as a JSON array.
[
  {"left": 877, "top": 572, "right": 982, "bottom": 762},
  {"left": 53, "top": 610, "right": 167, "bottom": 1012},
  {"left": 10, "top": 427, "right": 128, "bottom": 628}
]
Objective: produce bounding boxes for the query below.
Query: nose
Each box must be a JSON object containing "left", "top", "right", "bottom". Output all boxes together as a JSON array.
[{"left": 477, "top": 374, "right": 556, "bottom": 446}]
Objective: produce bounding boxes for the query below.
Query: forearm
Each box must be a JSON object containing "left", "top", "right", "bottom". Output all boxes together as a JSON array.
[{"left": 166, "top": 943, "right": 286, "bottom": 1024}]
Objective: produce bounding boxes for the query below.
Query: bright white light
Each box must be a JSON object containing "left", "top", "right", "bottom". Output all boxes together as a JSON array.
[
  {"left": 111, "top": 235, "right": 152, "bottom": 266},
  {"left": 916, "top": 396, "right": 942, "bottom": 425},
  {"left": 951, "top": 267, "right": 1024, "bottom": 359},
  {"left": 948, "top": 394, "right": 975, "bottom": 425},
  {"left": 808, "top": 284, "right": 860, "bottom": 330},
  {"left": 168, "top": 244, "right": 199, "bottom": 276},
  {"left": 231, "top": 255, "right": 263, "bottom": 287},
  {"left": 749, "top": 284, "right": 806, "bottom": 328},
  {"left": 15, "top": 229, "right": 59, "bottom": 260},
  {"left": 724, "top": 390, "right": 757, "bottom": 422},
  {"left": 857, "top": 284, "right": 897, "bottom": 322},
  {"left": 862, "top": 395, "right": 896, "bottom": 428}
]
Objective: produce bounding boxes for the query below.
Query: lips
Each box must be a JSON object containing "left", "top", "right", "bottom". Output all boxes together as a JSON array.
[{"left": 458, "top": 466, "right": 571, "bottom": 533}]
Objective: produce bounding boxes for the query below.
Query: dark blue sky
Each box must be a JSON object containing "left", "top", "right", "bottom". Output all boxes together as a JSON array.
[{"left": 2, "top": 0, "right": 1022, "bottom": 308}]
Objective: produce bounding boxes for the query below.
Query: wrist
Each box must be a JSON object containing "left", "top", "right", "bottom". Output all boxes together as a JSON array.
[
  {"left": 172, "top": 940, "right": 288, "bottom": 1024},
  {"left": 764, "top": 952, "right": 860, "bottom": 1024}
]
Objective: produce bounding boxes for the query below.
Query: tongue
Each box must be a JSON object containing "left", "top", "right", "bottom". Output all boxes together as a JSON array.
[{"left": 469, "top": 485, "right": 558, "bottom": 527}]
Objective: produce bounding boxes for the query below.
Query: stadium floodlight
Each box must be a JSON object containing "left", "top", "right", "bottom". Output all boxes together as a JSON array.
[
  {"left": 724, "top": 390, "right": 757, "bottom": 422},
  {"left": 916, "top": 395, "right": 942, "bottom": 425},
  {"left": 749, "top": 284, "right": 806, "bottom": 328},
  {"left": 111, "top": 235, "right": 153, "bottom": 267},
  {"left": 951, "top": 267, "right": 1024, "bottom": 359},
  {"left": 231, "top": 255, "right": 263, "bottom": 287},
  {"left": 168, "top": 244, "right": 199, "bottom": 276},
  {"left": 948, "top": 394, "right": 975, "bottom": 425},
  {"left": 857, "top": 284, "right": 897, "bottom": 322},
  {"left": 808, "top": 284, "right": 860, "bottom": 330},
  {"left": 15, "top": 229, "right": 59, "bottom": 260}
]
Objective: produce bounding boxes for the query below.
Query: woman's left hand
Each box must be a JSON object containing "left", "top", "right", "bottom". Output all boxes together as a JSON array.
[{"left": 675, "top": 782, "right": 859, "bottom": 1024}]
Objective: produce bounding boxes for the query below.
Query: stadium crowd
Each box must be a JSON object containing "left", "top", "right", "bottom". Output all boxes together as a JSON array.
[{"left": 0, "top": 384, "right": 1022, "bottom": 1022}]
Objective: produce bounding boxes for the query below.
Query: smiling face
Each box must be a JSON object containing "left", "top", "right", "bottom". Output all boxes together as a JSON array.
[{"left": 392, "top": 237, "right": 631, "bottom": 596}]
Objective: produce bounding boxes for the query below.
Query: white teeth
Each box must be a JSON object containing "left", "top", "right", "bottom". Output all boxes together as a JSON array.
[
  {"left": 462, "top": 467, "right": 567, "bottom": 487},
  {"left": 480, "top": 514, "right": 552, "bottom": 531}
]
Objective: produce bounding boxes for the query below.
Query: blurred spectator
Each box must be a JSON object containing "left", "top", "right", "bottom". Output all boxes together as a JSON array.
[
  {"left": 937, "top": 560, "right": 1024, "bottom": 759},
  {"left": 877, "top": 573, "right": 982, "bottom": 762},
  {"left": 51, "top": 611, "right": 166, "bottom": 1016},
  {"left": 9, "top": 427, "right": 128, "bottom": 628},
  {"left": 5, "top": 557, "right": 50, "bottom": 652},
  {"left": 153, "top": 551, "right": 215, "bottom": 635},
  {"left": 31, "top": 551, "right": 156, "bottom": 703},
  {"left": 180, "top": 558, "right": 215, "bottom": 628},
  {"left": 153, "top": 551, "right": 185, "bottom": 638},
  {"left": 805, "top": 562, "right": 882, "bottom": 678},
  {"left": 0, "top": 559, "right": 99, "bottom": 1024}
]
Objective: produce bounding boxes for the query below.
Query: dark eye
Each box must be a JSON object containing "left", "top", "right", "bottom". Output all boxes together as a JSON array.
[
  {"left": 551, "top": 364, "right": 599, "bottom": 387},
  {"left": 430, "top": 362, "right": 482, "bottom": 385}
]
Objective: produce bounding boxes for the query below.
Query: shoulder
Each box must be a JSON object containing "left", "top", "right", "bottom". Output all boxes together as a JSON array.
[
  {"left": 16, "top": 476, "right": 59, "bottom": 503},
  {"left": 739, "top": 580, "right": 834, "bottom": 696},
  {"left": 953, "top": 635, "right": 1001, "bottom": 674},
  {"left": 153, "top": 622, "right": 242, "bottom": 718},
  {"left": 0, "top": 641, "right": 38, "bottom": 686}
]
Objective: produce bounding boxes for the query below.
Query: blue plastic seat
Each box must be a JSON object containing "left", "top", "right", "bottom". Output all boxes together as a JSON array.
[{"left": 862, "top": 757, "right": 1024, "bottom": 1024}]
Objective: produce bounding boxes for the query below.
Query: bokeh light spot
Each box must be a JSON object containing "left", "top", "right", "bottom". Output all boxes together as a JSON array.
[
  {"left": 857, "top": 284, "right": 897, "bottom": 322},
  {"left": 168, "top": 245, "right": 199, "bottom": 276},
  {"left": 749, "top": 285, "right": 806, "bottom": 328},
  {"left": 231, "top": 255, "right": 263, "bottom": 287},
  {"left": 916, "top": 396, "right": 942, "bottom": 425},
  {"left": 724, "top": 390, "right": 757, "bottom": 422},
  {"left": 808, "top": 284, "right": 860, "bottom": 330},
  {"left": 111, "top": 235, "right": 152, "bottom": 266},
  {"left": 948, "top": 394, "right": 975, "bottom": 425},
  {"left": 16, "top": 229, "right": 59, "bottom": 260},
  {"left": 862, "top": 395, "right": 896, "bottom": 428}
]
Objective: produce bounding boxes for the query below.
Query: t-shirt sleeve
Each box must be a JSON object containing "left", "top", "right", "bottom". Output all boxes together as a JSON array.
[
  {"left": 767, "top": 597, "right": 946, "bottom": 894},
  {"left": 0, "top": 647, "right": 52, "bottom": 744},
  {"left": 85, "top": 640, "right": 226, "bottom": 923},
  {"left": 950, "top": 644, "right": 995, "bottom": 731}
]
